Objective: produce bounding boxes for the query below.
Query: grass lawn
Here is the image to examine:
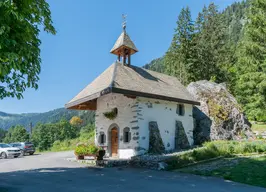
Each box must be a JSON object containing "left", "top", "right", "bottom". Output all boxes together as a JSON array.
[
  {"left": 165, "top": 140, "right": 266, "bottom": 170},
  {"left": 179, "top": 155, "right": 266, "bottom": 188},
  {"left": 167, "top": 140, "right": 266, "bottom": 188},
  {"left": 252, "top": 123, "right": 266, "bottom": 132}
]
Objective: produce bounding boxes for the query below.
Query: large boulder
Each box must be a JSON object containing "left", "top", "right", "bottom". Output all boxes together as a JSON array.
[{"left": 187, "top": 80, "right": 254, "bottom": 144}]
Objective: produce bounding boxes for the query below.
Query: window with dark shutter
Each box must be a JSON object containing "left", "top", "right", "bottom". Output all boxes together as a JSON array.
[
  {"left": 98, "top": 132, "right": 106, "bottom": 144},
  {"left": 177, "top": 104, "right": 185, "bottom": 116},
  {"left": 123, "top": 127, "right": 131, "bottom": 143}
]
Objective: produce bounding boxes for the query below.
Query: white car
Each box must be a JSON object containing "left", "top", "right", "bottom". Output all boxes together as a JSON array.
[{"left": 0, "top": 143, "right": 21, "bottom": 159}]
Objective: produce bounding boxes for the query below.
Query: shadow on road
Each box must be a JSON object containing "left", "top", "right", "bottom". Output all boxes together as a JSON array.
[{"left": 0, "top": 166, "right": 265, "bottom": 192}]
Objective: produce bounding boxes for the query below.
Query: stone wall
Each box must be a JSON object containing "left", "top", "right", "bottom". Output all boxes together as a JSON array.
[
  {"left": 95, "top": 93, "right": 195, "bottom": 158},
  {"left": 148, "top": 121, "right": 165, "bottom": 154},
  {"left": 137, "top": 97, "right": 194, "bottom": 153},
  {"left": 95, "top": 93, "right": 139, "bottom": 159},
  {"left": 175, "top": 121, "right": 190, "bottom": 149}
]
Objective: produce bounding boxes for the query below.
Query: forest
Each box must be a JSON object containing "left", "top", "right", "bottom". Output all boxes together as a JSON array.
[
  {"left": 0, "top": 116, "right": 95, "bottom": 151},
  {"left": 144, "top": 0, "right": 266, "bottom": 122},
  {"left": 0, "top": 108, "right": 95, "bottom": 151},
  {"left": 0, "top": 108, "right": 95, "bottom": 130}
]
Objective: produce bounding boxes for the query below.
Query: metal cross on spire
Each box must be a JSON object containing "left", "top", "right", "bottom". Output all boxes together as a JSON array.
[{"left": 122, "top": 14, "right": 127, "bottom": 31}]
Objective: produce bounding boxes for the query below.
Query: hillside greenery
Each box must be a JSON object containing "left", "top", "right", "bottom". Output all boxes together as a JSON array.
[
  {"left": 35, "top": 122, "right": 94, "bottom": 152},
  {"left": 145, "top": 0, "right": 266, "bottom": 122},
  {"left": 0, "top": 117, "right": 95, "bottom": 151},
  {"left": 51, "top": 126, "right": 94, "bottom": 152},
  {"left": 173, "top": 140, "right": 266, "bottom": 188},
  {"left": 0, "top": 108, "right": 95, "bottom": 130},
  {"left": 234, "top": 0, "right": 266, "bottom": 121},
  {"left": 166, "top": 140, "right": 266, "bottom": 170},
  {"left": 0, "top": 128, "right": 7, "bottom": 142},
  {"left": 31, "top": 120, "right": 78, "bottom": 151},
  {"left": 143, "top": 57, "right": 165, "bottom": 73},
  {"left": 3, "top": 125, "right": 29, "bottom": 143},
  {"left": 0, "top": 108, "right": 95, "bottom": 151},
  {"left": 193, "top": 156, "right": 266, "bottom": 188}
]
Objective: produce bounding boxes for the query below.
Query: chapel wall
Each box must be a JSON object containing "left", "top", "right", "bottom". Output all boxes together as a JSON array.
[{"left": 95, "top": 93, "right": 139, "bottom": 158}]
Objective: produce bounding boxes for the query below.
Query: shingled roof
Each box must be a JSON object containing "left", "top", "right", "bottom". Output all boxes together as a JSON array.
[
  {"left": 110, "top": 31, "right": 138, "bottom": 55},
  {"left": 65, "top": 62, "right": 200, "bottom": 110}
]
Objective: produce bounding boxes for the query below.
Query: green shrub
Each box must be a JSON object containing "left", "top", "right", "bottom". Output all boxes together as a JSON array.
[
  {"left": 257, "top": 135, "right": 263, "bottom": 140},
  {"left": 50, "top": 129, "right": 95, "bottom": 152},
  {"left": 51, "top": 139, "right": 78, "bottom": 151},
  {"left": 166, "top": 147, "right": 220, "bottom": 170},
  {"left": 166, "top": 140, "right": 266, "bottom": 170},
  {"left": 103, "top": 108, "right": 118, "bottom": 120},
  {"left": 87, "top": 144, "right": 99, "bottom": 154},
  {"left": 74, "top": 144, "right": 99, "bottom": 156},
  {"left": 203, "top": 140, "right": 266, "bottom": 155},
  {"left": 75, "top": 144, "right": 88, "bottom": 156}
]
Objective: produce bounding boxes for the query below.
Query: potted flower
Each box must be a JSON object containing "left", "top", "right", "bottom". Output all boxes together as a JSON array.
[
  {"left": 74, "top": 144, "right": 87, "bottom": 160},
  {"left": 75, "top": 144, "right": 104, "bottom": 160},
  {"left": 86, "top": 144, "right": 99, "bottom": 157}
]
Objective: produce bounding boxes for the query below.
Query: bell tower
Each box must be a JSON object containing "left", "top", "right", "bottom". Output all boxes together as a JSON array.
[{"left": 110, "top": 15, "right": 138, "bottom": 66}]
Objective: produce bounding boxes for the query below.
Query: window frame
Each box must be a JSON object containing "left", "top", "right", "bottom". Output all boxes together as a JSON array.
[
  {"left": 98, "top": 132, "right": 106, "bottom": 145},
  {"left": 123, "top": 127, "right": 131, "bottom": 143},
  {"left": 177, "top": 104, "right": 185, "bottom": 116}
]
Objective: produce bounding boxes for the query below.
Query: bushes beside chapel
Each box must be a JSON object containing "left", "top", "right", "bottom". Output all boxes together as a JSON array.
[{"left": 166, "top": 140, "right": 266, "bottom": 170}]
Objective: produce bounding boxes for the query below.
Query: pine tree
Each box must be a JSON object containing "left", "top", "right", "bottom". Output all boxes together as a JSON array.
[
  {"left": 190, "top": 3, "right": 227, "bottom": 83},
  {"left": 164, "top": 7, "right": 194, "bottom": 85},
  {"left": 186, "top": 7, "right": 205, "bottom": 82},
  {"left": 235, "top": 0, "right": 266, "bottom": 121}
]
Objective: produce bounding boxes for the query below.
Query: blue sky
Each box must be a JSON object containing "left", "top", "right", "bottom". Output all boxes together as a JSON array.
[{"left": 0, "top": 0, "right": 239, "bottom": 114}]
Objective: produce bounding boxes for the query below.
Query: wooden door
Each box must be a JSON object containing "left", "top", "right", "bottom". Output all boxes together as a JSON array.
[{"left": 111, "top": 128, "right": 118, "bottom": 157}]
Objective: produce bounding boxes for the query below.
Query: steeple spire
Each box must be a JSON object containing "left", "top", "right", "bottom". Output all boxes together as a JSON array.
[
  {"left": 122, "top": 14, "right": 127, "bottom": 31},
  {"left": 110, "top": 15, "right": 138, "bottom": 66}
]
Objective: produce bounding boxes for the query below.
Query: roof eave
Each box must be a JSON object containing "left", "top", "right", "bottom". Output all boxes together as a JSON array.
[
  {"left": 65, "top": 86, "right": 200, "bottom": 111},
  {"left": 65, "top": 88, "right": 112, "bottom": 110},
  {"left": 111, "top": 87, "right": 200, "bottom": 106},
  {"left": 110, "top": 46, "right": 138, "bottom": 56}
]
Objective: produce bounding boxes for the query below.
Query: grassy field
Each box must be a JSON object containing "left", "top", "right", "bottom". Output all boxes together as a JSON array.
[
  {"left": 36, "top": 131, "right": 95, "bottom": 152},
  {"left": 252, "top": 123, "right": 266, "bottom": 132},
  {"left": 179, "top": 155, "right": 266, "bottom": 188},
  {"left": 166, "top": 140, "right": 266, "bottom": 188},
  {"left": 165, "top": 140, "right": 266, "bottom": 170}
]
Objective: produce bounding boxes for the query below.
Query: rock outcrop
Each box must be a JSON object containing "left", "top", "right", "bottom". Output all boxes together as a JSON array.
[{"left": 187, "top": 80, "right": 254, "bottom": 144}]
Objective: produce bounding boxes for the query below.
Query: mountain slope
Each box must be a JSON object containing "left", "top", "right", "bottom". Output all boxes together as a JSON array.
[
  {"left": 144, "top": 1, "right": 249, "bottom": 73},
  {"left": 0, "top": 108, "right": 95, "bottom": 130},
  {"left": 143, "top": 57, "right": 165, "bottom": 73}
]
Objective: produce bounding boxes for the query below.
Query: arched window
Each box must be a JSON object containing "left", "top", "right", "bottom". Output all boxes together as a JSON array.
[
  {"left": 123, "top": 127, "right": 131, "bottom": 143},
  {"left": 177, "top": 104, "right": 185, "bottom": 116},
  {"left": 98, "top": 132, "right": 106, "bottom": 145}
]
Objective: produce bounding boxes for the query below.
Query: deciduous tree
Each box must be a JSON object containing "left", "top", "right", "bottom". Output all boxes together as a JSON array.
[
  {"left": 0, "top": 0, "right": 56, "bottom": 99},
  {"left": 0, "top": 128, "right": 7, "bottom": 142},
  {"left": 70, "top": 116, "right": 83, "bottom": 127},
  {"left": 3, "top": 125, "right": 29, "bottom": 143}
]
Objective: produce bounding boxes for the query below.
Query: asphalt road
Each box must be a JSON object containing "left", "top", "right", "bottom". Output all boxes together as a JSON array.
[{"left": 0, "top": 151, "right": 265, "bottom": 192}]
